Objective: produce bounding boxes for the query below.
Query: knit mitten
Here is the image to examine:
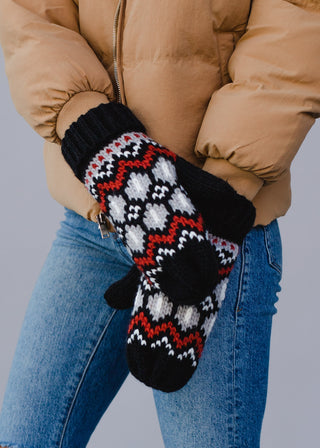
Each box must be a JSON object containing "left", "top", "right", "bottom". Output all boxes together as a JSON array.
[
  {"left": 126, "top": 230, "right": 239, "bottom": 392},
  {"left": 104, "top": 160, "right": 256, "bottom": 392},
  {"left": 61, "top": 102, "right": 218, "bottom": 305}
]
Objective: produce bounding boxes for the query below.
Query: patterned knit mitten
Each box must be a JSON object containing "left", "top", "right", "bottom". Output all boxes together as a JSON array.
[
  {"left": 125, "top": 230, "right": 239, "bottom": 392},
  {"left": 105, "top": 161, "right": 256, "bottom": 392},
  {"left": 62, "top": 103, "right": 219, "bottom": 305}
]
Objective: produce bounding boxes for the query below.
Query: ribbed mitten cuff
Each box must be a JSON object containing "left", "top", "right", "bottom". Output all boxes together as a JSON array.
[
  {"left": 61, "top": 102, "right": 146, "bottom": 181},
  {"left": 175, "top": 156, "right": 256, "bottom": 244}
]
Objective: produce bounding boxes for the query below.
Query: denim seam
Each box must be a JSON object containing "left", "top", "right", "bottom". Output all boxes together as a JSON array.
[
  {"left": 263, "top": 226, "right": 282, "bottom": 275},
  {"left": 57, "top": 309, "right": 119, "bottom": 448},
  {"left": 230, "top": 240, "right": 248, "bottom": 448}
]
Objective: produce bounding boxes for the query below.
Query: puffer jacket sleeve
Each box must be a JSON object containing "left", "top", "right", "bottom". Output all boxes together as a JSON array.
[
  {"left": 0, "top": 0, "right": 115, "bottom": 144},
  {"left": 195, "top": 0, "right": 320, "bottom": 201}
]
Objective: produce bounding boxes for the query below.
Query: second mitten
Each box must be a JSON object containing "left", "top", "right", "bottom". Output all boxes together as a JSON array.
[
  {"left": 104, "top": 161, "right": 256, "bottom": 391},
  {"left": 62, "top": 102, "right": 219, "bottom": 305}
]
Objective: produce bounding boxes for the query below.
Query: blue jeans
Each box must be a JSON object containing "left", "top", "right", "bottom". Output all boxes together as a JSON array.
[{"left": 0, "top": 208, "right": 282, "bottom": 448}]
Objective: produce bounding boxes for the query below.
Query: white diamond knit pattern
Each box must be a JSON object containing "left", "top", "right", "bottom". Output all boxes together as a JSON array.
[{"left": 84, "top": 131, "right": 207, "bottom": 287}]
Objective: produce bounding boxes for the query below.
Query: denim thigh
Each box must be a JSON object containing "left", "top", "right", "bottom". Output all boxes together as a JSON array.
[
  {"left": 153, "top": 220, "right": 282, "bottom": 448},
  {"left": 0, "top": 209, "right": 134, "bottom": 448},
  {"left": 0, "top": 210, "right": 282, "bottom": 448}
]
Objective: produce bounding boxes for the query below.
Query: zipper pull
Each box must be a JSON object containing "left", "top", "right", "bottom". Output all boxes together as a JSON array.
[{"left": 96, "top": 213, "right": 110, "bottom": 239}]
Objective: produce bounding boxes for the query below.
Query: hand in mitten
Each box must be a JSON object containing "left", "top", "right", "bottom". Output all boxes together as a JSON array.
[
  {"left": 105, "top": 230, "right": 239, "bottom": 392},
  {"left": 128, "top": 230, "right": 241, "bottom": 392},
  {"left": 61, "top": 102, "right": 218, "bottom": 305},
  {"left": 104, "top": 162, "right": 256, "bottom": 392}
]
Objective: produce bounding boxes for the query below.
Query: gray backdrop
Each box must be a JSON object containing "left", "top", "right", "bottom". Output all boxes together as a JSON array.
[{"left": 0, "top": 49, "right": 319, "bottom": 447}]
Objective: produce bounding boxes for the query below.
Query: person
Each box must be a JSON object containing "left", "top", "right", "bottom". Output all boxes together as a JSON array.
[{"left": 0, "top": 0, "right": 319, "bottom": 447}]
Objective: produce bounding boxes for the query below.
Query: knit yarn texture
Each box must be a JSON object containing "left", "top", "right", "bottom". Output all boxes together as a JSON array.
[
  {"left": 126, "top": 230, "right": 239, "bottom": 392},
  {"left": 84, "top": 130, "right": 218, "bottom": 304}
]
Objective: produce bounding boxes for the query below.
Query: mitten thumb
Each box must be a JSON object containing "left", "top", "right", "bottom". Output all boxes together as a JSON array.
[{"left": 104, "top": 265, "right": 141, "bottom": 309}]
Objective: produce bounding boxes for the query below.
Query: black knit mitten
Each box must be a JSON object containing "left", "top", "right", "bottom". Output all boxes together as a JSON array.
[
  {"left": 62, "top": 102, "right": 219, "bottom": 305},
  {"left": 125, "top": 230, "right": 239, "bottom": 392},
  {"left": 104, "top": 160, "right": 256, "bottom": 392}
]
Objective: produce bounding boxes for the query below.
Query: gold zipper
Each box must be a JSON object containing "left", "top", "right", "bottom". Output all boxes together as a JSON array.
[{"left": 113, "top": 0, "right": 122, "bottom": 103}]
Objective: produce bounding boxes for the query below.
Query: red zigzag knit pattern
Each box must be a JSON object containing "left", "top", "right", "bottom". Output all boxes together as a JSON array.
[
  {"left": 84, "top": 131, "right": 218, "bottom": 304},
  {"left": 126, "top": 231, "right": 239, "bottom": 392}
]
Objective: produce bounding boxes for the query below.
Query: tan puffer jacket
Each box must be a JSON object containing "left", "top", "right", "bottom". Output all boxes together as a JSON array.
[{"left": 0, "top": 0, "right": 320, "bottom": 229}]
